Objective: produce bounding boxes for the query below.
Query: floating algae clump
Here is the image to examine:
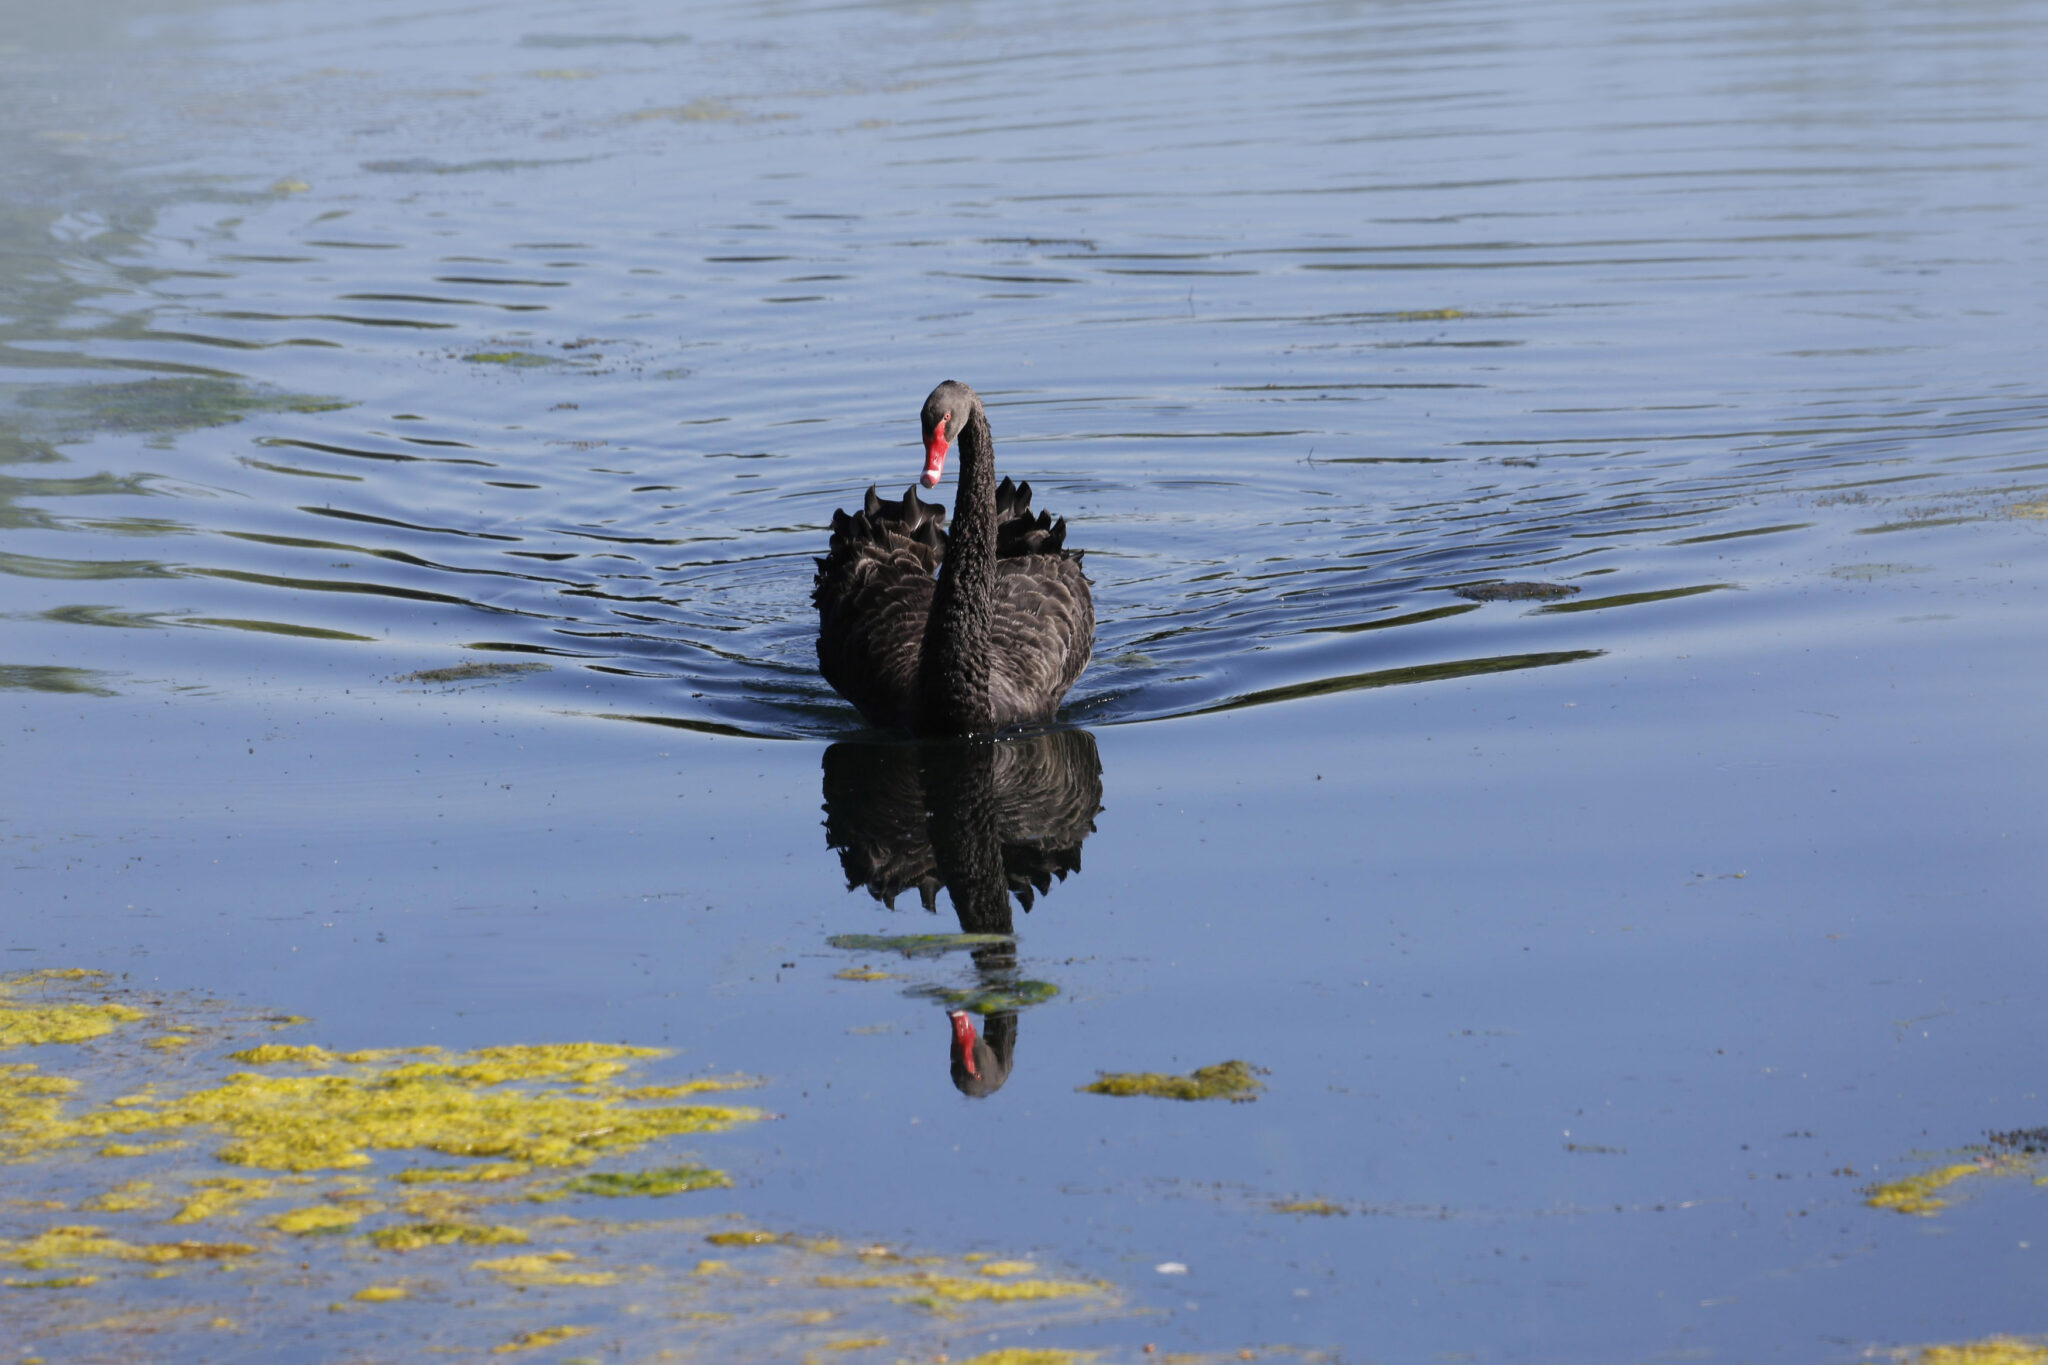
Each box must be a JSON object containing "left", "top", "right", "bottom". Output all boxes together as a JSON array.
[
  {"left": 0, "top": 1000, "right": 144, "bottom": 1050},
  {"left": 912, "top": 981, "right": 1059, "bottom": 1015},
  {"left": 493, "top": 1324, "right": 592, "bottom": 1352},
  {"left": 827, "top": 934, "right": 1011, "bottom": 958},
  {"left": 957, "top": 1352, "right": 1098, "bottom": 1365},
  {"left": 1865, "top": 1162, "right": 1991, "bottom": 1215},
  {"left": 352, "top": 1283, "right": 408, "bottom": 1303},
  {"left": 1917, "top": 1339, "right": 2048, "bottom": 1365},
  {"left": 0, "top": 1225, "right": 255, "bottom": 1270},
  {"left": 396, "top": 1162, "right": 531, "bottom": 1184},
  {"left": 473, "top": 1252, "right": 619, "bottom": 1287},
  {"left": 270, "top": 1204, "right": 369, "bottom": 1235},
  {"left": 562, "top": 1165, "right": 730, "bottom": 1197},
  {"left": 369, "top": 1222, "right": 528, "bottom": 1252},
  {"left": 813, "top": 1272, "right": 1103, "bottom": 1306},
  {"left": 6, "top": 1041, "right": 768, "bottom": 1171},
  {"left": 1078, "top": 1061, "right": 1265, "bottom": 1103},
  {"left": 1273, "top": 1199, "right": 1348, "bottom": 1216}
]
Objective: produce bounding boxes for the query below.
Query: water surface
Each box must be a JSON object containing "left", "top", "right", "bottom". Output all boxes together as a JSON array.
[{"left": 6, "top": 0, "right": 2048, "bottom": 1360}]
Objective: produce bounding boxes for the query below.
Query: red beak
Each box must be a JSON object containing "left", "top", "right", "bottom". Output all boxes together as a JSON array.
[
  {"left": 922, "top": 416, "right": 950, "bottom": 489},
  {"left": 948, "top": 1008, "right": 979, "bottom": 1078}
]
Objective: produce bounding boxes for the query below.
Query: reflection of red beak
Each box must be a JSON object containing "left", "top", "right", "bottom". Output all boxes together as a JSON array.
[
  {"left": 922, "top": 416, "right": 950, "bottom": 489},
  {"left": 948, "top": 1008, "right": 979, "bottom": 1078}
]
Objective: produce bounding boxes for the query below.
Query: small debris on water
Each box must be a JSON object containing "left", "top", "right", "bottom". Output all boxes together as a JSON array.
[{"left": 1452, "top": 581, "right": 1580, "bottom": 603}]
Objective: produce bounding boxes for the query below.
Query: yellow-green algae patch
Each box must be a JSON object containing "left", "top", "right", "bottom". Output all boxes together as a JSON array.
[
  {"left": 493, "top": 1324, "right": 592, "bottom": 1352},
  {"left": 397, "top": 1161, "right": 532, "bottom": 1184},
  {"left": 834, "top": 968, "right": 894, "bottom": 982},
  {"left": 1079, "top": 1060, "right": 1265, "bottom": 1103},
  {"left": 270, "top": 1203, "right": 370, "bottom": 1234},
  {"left": 1, "top": 974, "right": 1133, "bottom": 1360},
  {"left": 0, "top": 1002, "right": 144, "bottom": 1051},
  {"left": 0, "top": 1225, "right": 255, "bottom": 1269},
  {"left": 145, "top": 1035, "right": 194, "bottom": 1052},
  {"left": 473, "top": 1251, "right": 620, "bottom": 1286},
  {"left": 1914, "top": 1338, "right": 2048, "bottom": 1365},
  {"left": 1272, "top": 1199, "right": 1348, "bottom": 1216},
  {"left": 562, "top": 1165, "right": 730, "bottom": 1198},
  {"left": 5, "top": 1040, "right": 766, "bottom": 1171},
  {"left": 368, "top": 1221, "right": 528, "bottom": 1252},
  {"left": 77, "top": 1180, "right": 157, "bottom": 1213},
  {"left": 1865, "top": 1162, "right": 1994, "bottom": 1215},
  {"left": 813, "top": 1271, "right": 1105, "bottom": 1307},
  {"left": 827, "top": 933, "right": 1011, "bottom": 958},
  {"left": 957, "top": 1352, "right": 1098, "bottom": 1365}
]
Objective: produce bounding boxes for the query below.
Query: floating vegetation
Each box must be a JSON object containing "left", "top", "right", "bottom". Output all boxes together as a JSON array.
[
  {"left": 1864, "top": 1161, "right": 1997, "bottom": 1215},
  {"left": 910, "top": 980, "right": 1059, "bottom": 1015},
  {"left": 473, "top": 1251, "right": 619, "bottom": 1287},
  {"left": 368, "top": 1222, "right": 529, "bottom": 1252},
  {"left": 493, "top": 1323, "right": 593, "bottom": 1353},
  {"left": 393, "top": 661, "right": 551, "bottom": 686},
  {"left": 1910, "top": 1339, "right": 2048, "bottom": 1365},
  {"left": 0, "top": 970, "right": 1132, "bottom": 1360},
  {"left": 1452, "top": 580, "right": 1579, "bottom": 603},
  {"left": 828, "top": 933, "right": 1014, "bottom": 958},
  {"left": 0, "top": 970, "right": 143, "bottom": 1050},
  {"left": 1079, "top": 1061, "right": 1266, "bottom": 1103},
  {"left": 462, "top": 351, "right": 560, "bottom": 368},
  {"left": 834, "top": 967, "right": 895, "bottom": 982},
  {"left": 1271, "top": 1200, "right": 1348, "bottom": 1216},
  {"left": 561, "top": 1164, "right": 730, "bottom": 1197},
  {"left": 812, "top": 1271, "right": 1105, "bottom": 1307},
  {"left": 0, "top": 1037, "right": 768, "bottom": 1172}
]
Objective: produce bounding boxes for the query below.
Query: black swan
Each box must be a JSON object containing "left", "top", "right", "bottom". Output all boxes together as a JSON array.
[
  {"left": 813, "top": 381, "right": 1093, "bottom": 734},
  {"left": 821, "top": 728, "right": 1104, "bottom": 1096}
]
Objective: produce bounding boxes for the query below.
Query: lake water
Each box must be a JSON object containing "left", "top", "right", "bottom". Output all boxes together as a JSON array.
[{"left": 6, "top": 0, "right": 2048, "bottom": 1360}]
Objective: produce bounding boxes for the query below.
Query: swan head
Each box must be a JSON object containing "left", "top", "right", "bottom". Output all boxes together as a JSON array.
[{"left": 919, "top": 380, "right": 979, "bottom": 488}]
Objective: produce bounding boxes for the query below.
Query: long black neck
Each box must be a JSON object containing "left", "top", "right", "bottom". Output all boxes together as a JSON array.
[{"left": 920, "top": 404, "right": 998, "bottom": 733}]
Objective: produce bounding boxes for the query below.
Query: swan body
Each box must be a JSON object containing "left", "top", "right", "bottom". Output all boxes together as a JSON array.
[{"left": 813, "top": 382, "right": 1093, "bottom": 734}]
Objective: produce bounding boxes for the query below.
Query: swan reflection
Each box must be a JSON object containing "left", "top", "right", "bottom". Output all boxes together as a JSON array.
[{"left": 820, "top": 728, "right": 1103, "bottom": 1097}]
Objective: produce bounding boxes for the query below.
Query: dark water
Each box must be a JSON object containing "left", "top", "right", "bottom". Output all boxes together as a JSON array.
[{"left": 6, "top": 0, "right": 2048, "bottom": 1360}]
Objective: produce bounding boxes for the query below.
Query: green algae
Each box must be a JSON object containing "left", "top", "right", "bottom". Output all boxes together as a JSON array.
[
  {"left": 396, "top": 1161, "right": 532, "bottom": 1184},
  {"left": 77, "top": 1180, "right": 157, "bottom": 1214},
  {"left": 463, "top": 351, "right": 558, "bottom": 368},
  {"left": 269, "top": 1204, "right": 369, "bottom": 1234},
  {"left": 1272, "top": 1200, "right": 1348, "bottom": 1216},
  {"left": 368, "top": 1222, "right": 528, "bottom": 1252},
  {"left": 493, "top": 1324, "right": 593, "bottom": 1352},
  {"left": 834, "top": 968, "right": 895, "bottom": 982},
  {"left": 473, "top": 1251, "right": 620, "bottom": 1286},
  {"left": 1865, "top": 1161, "right": 1994, "bottom": 1215},
  {"left": 813, "top": 1271, "right": 1104, "bottom": 1306},
  {"left": 0, "top": 973, "right": 1132, "bottom": 1360},
  {"left": 4, "top": 1041, "right": 766, "bottom": 1172},
  {"left": 1916, "top": 1339, "right": 2048, "bottom": 1365},
  {"left": 911, "top": 981, "right": 1059, "bottom": 1015},
  {"left": 0, "top": 1226, "right": 256, "bottom": 1270},
  {"left": 957, "top": 1352, "right": 1098, "bottom": 1365},
  {"left": 0, "top": 1002, "right": 144, "bottom": 1050},
  {"left": 827, "top": 933, "right": 1012, "bottom": 958},
  {"left": 1079, "top": 1061, "right": 1266, "bottom": 1103},
  {"left": 562, "top": 1165, "right": 730, "bottom": 1198}
]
